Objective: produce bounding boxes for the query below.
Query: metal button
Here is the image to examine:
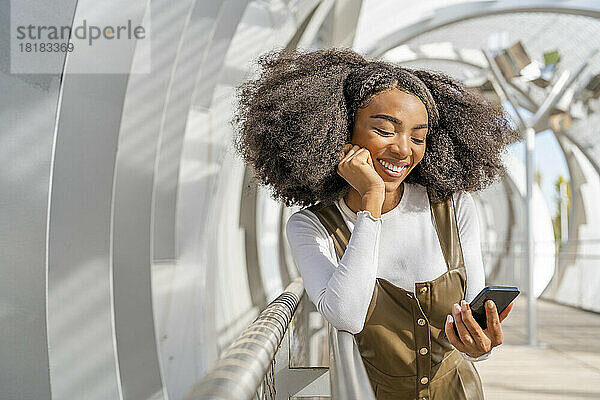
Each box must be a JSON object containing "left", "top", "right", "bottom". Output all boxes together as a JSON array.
[
  {"left": 420, "top": 397, "right": 428, "bottom": 400},
  {"left": 417, "top": 318, "right": 426, "bottom": 326},
  {"left": 421, "top": 376, "right": 429, "bottom": 385},
  {"left": 420, "top": 347, "right": 428, "bottom": 355},
  {"left": 420, "top": 286, "right": 428, "bottom": 294}
]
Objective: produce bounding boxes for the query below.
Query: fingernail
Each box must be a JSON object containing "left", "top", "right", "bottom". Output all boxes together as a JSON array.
[
  {"left": 454, "top": 304, "right": 460, "bottom": 313},
  {"left": 461, "top": 300, "right": 467, "bottom": 311},
  {"left": 447, "top": 315, "right": 453, "bottom": 323},
  {"left": 487, "top": 300, "right": 494, "bottom": 309}
]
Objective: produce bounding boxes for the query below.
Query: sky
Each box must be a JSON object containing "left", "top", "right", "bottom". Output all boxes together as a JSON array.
[{"left": 506, "top": 125, "right": 569, "bottom": 217}]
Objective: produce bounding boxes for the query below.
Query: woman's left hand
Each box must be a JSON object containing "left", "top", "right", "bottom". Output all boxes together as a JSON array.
[{"left": 444, "top": 299, "right": 514, "bottom": 358}]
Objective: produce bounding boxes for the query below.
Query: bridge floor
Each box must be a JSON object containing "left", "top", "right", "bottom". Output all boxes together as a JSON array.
[{"left": 477, "top": 296, "right": 600, "bottom": 399}]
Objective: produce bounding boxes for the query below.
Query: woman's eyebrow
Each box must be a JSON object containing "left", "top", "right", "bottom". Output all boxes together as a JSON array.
[
  {"left": 370, "top": 114, "right": 428, "bottom": 130},
  {"left": 370, "top": 114, "right": 401, "bottom": 125}
]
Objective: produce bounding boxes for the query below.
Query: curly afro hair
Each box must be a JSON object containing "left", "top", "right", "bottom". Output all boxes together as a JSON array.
[{"left": 233, "top": 48, "right": 520, "bottom": 207}]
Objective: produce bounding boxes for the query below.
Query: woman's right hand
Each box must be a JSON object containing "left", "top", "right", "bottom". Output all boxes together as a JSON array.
[{"left": 337, "top": 144, "right": 385, "bottom": 198}]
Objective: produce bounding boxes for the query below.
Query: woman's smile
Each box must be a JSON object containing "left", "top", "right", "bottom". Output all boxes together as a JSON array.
[{"left": 376, "top": 158, "right": 409, "bottom": 178}]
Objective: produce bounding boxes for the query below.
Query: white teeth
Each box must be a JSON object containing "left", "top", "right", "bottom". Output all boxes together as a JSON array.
[{"left": 379, "top": 159, "right": 406, "bottom": 174}]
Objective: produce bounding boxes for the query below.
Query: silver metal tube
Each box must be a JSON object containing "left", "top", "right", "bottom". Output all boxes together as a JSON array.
[
  {"left": 524, "top": 126, "right": 537, "bottom": 346},
  {"left": 482, "top": 51, "right": 528, "bottom": 131},
  {"left": 297, "top": 0, "right": 336, "bottom": 49},
  {"left": 184, "top": 278, "right": 304, "bottom": 400},
  {"left": 484, "top": 50, "right": 537, "bottom": 345}
]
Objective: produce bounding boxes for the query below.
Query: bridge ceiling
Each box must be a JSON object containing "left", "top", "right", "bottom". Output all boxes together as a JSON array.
[
  {"left": 397, "top": 58, "right": 483, "bottom": 81},
  {"left": 375, "top": 8, "right": 600, "bottom": 173}
]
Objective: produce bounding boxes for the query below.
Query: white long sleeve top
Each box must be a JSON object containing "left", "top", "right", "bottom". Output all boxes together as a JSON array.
[{"left": 285, "top": 182, "right": 493, "bottom": 361}]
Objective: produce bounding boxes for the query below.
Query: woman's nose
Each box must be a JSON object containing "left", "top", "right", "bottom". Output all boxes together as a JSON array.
[{"left": 389, "top": 135, "right": 410, "bottom": 157}]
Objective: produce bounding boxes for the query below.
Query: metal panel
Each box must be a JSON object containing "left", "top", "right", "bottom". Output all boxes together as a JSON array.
[
  {"left": 113, "top": 1, "right": 227, "bottom": 399},
  {"left": 46, "top": 0, "right": 153, "bottom": 398},
  {"left": 47, "top": 76, "right": 124, "bottom": 400},
  {"left": 547, "top": 133, "right": 600, "bottom": 313},
  {"left": 153, "top": 0, "right": 249, "bottom": 261},
  {"left": 164, "top": 1, "right": 309, "bottom": 395},
  {"left": 190, "top": 1, "right": 250, "bottom": 110},
  {"left": 111, "top": 0, "right": 205, "bottom": 397},
  {"left": 0, "top": 0, "right": 75, "bottom": 398},
  {"left": 152, "top": 1, "right": 254, "bottom": 397},
  {"left": 331, "top": 0, "right": 363, "bottom": 47},
  {"left": 151, "top": 0, "right": 225, "bottom": 261}
]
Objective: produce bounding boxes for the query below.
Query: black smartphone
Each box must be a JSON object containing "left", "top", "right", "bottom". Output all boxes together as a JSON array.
[{"left": 468, "top": 286, "right": 520, "bottom": 330}]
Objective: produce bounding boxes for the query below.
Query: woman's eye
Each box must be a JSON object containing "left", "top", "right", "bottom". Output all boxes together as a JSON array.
[
  {"left": 374, "top": 128, "right": 394, "bottom": 136},
  {"left": 412, "top": 137, "right": 425, "bottom": 144}
]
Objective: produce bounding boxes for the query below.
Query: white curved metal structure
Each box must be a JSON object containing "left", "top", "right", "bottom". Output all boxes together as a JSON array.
[
  {"left": 2, "top": 1, "right": 600, "bottom": 399},
  {"left": 1, "top": 0, "right": 363, "bottom": 398}
]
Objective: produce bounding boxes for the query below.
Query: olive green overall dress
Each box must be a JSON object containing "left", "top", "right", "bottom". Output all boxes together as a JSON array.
[{"left": 308, "top": 193, "right": 485, "bottom": 400}]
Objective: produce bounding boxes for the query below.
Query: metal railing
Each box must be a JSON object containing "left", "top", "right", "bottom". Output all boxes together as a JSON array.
[
  {"left": 187, "top": 236, "right": 600, "bottom": 399},
  {"left": 184, "top": 278, "right": 304, "bottom": 400},
  {"left": 481, "top": 238, "right": 600, "bottom": 313},
  {"left": 184, "top": 277, "right": 375, "bottom": 399}
]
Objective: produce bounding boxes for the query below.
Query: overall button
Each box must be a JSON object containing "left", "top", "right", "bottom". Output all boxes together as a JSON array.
[
  {"left": 419, "top": 347, "right": 428, "bottom": 355},
  {"left": 419, "top": 286, "right": 428, "bottom": 294},
  {"left": 417, "top": 318, "right": 426, "bottom": 326},
  {"left": 420, "top": 376, "right": 429, "bottom": 385}
]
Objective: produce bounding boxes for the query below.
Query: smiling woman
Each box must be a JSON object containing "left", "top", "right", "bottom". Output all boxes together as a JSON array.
[
  {"left": 233, "top": 48, "right": 519, "bottom": 400},
  {"left": 233, "top": 48, "right": 518, "bottom": 207},
  {"left": 343, "top": 88, "right": 429, "bottom": 216}
]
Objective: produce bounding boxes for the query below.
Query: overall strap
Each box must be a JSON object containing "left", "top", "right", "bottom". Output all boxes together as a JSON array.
[
  {"left": 428, "top": 191, "right": 465, "bottom": 271},
  {"left": 307, "top": 202, "right": 350, "bottom": 260}
]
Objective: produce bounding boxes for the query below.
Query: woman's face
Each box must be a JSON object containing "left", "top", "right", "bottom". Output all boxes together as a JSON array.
[{"left": 351, "top": 88, "right": 429, "bottom": 194}]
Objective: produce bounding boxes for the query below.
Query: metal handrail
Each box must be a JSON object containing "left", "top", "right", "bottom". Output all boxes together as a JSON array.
[
  {"left": 329, "top": 326, "right": 376, "bottom": 400},
  {"left": 184, "top": 278, "right": 304, "bottom": 400}
]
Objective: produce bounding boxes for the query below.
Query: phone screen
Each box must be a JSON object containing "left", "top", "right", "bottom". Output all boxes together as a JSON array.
[{"left": 469, "top": 286, "right": 519, "bottom": 329}]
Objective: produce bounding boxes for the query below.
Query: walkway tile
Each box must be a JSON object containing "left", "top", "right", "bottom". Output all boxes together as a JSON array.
[{"left": 476, "top": 296, "right": 600, "bottom": 400}]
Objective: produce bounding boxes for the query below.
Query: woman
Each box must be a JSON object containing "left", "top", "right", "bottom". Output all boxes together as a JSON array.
[{"left": 234, "top": 48, "right": 519, "bottom": 399}]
